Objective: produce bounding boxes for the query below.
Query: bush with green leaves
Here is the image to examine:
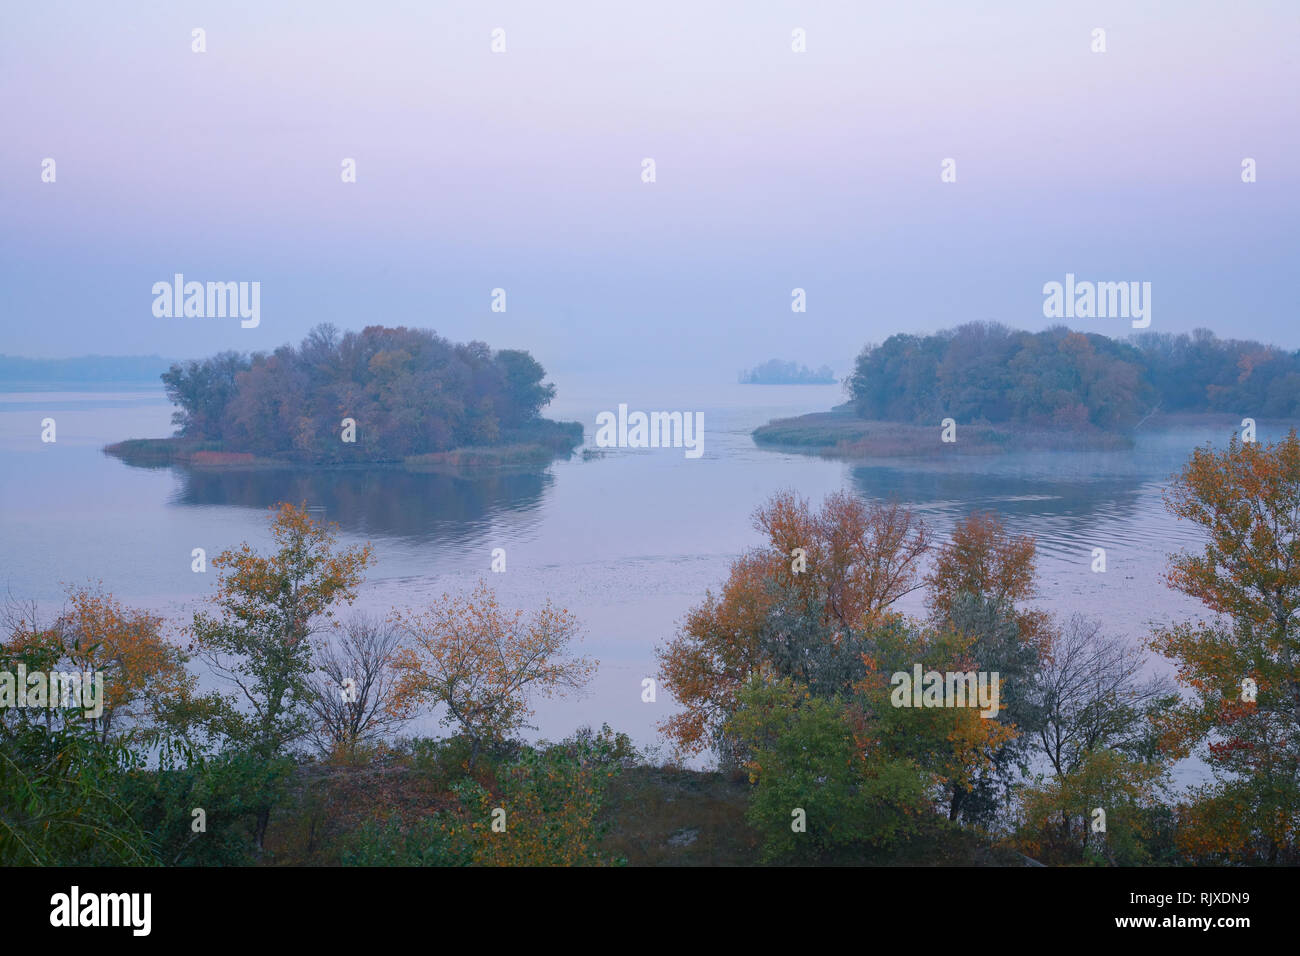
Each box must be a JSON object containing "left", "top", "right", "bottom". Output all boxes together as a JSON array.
[
  {"left": 119, "top": 744, "right": 295, "bottom": 866},
  {"left": 728, "top": 677, "right": 931, "bottom": 862},
  {"left": 0, "top": 722, "right": 155, "bottom": 866},
  {"left": 342, "top": 727, "right": 630, "bottom": 867}
]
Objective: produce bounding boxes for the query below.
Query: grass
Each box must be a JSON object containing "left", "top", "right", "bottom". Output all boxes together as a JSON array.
[
  {"left": 598, "top": 766, "right": 758, "bottom": 866},
  {"left": 753, "top": 408, "right": 1134, "bottom": 459},
  {"left": 255, "top": 752, "right": 1037, "bottom": 867}
]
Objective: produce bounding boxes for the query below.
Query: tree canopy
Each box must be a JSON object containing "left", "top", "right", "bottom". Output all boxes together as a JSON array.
[
  {"left": 846, "top": 323, "right": 1300, "bottom": 429},
  {"left": 160, "top": 324, "right": 560, "bottom": 462}
]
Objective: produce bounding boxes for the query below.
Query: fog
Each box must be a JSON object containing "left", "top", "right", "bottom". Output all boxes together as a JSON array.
[{"left": 3, "top": 0, "right": 1297, "bottom": 386}]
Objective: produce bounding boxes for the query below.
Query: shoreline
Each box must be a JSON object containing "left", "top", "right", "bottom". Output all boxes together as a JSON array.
[
  {"left": 102, "top": 420, "right": 585, "bottom": 474},
  {"left": 752, "top": 406, "right": 1285, "bottom": 460}
]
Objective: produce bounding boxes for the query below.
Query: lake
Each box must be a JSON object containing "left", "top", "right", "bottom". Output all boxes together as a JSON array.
[{"left": 0, "top": 382, "right": 1261, "bottom": 781}]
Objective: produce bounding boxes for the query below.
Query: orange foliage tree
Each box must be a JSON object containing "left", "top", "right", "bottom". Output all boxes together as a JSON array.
[
  {"left": 2, "top": 584, "right": 193, "bottom": 743},
  {"left": 657, "top": 489, "right": 930, "bottom": 761},
  {"left": 55, "top": 585, "right": 193, "bottom": 742},
  {"left": 391, "top": 581, "right": 595, "bottom": 766},
  {"left": 925, "top": 510, "right": 1045, "bottom": 651},
  {"left": 1149, "top": 430, "right": 1300, "bottom": 863}
]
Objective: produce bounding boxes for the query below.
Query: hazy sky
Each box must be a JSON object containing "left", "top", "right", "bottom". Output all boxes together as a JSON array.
[{"left": 3, "top": 0, "right": 1298, "bottom": 383}]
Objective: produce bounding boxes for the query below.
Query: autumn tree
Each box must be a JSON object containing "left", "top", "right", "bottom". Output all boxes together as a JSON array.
[
  {"left": 1, "top": 586, "right": 195, "bottom": 744},
  {"left": 728, "top": 612, "right": 1021, "bottom": 860},
  {"left": 933, "top": 594, "right": 1043, "bottom": 824},
  {"left": 1149, "top": 430, "right": 1300, "bottom": 863},
  {"left": 657, "top": 490, "right": 929, "bottom": 761},
  {"left": 921, "top": 512, "right": 1047, "bottom": 823},
  {"left": 755, "top": 490, "right": 931, "bottom": 633},
  {"left": 656, "top": 553, "right": 779, "bottom": 763},
  {"left": 189, "top": 502, "right": 372, "bottom": 849},
  {"left": 925, "top": 510, "right": 1041, "bottom": 645},
  {"left": 391, "top": 581, "right": 595, "bottom": 766},
  {"left": 854, "top": 613, "right": 1020, "bottom": 825},
  {"left": 53, "top": 585, "right": 194, "bottom": 743},
  {"left": 0, "top": 595, "right": 159, "bottom": 865}
]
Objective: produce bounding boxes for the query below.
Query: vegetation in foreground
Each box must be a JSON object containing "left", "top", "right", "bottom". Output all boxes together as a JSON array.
[{"left": 4, "top": 431, "right": 1300, "bottom": 865}]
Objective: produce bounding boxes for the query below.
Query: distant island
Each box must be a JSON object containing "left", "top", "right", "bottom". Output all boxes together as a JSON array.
[
  {"left": 0, "top": 354, "right": 173, "bottom": 388},
  {"left": 739, "top": 359, "right": 836, "bottom": 385},
  {"left": 105, "top": 324, "right": 582, "bottom": 470},
  {"left": 754, "top": 323, "right": 1300, "bottom": 458}
]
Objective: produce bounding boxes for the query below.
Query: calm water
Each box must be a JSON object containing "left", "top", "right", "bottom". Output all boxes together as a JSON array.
[{"left": 0, "top": 383, "right": 1263, "bottom": 781}]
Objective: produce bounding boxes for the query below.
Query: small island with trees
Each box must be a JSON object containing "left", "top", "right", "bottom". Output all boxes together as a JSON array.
[
  {"left": 739, "top": 359, "right": 836, "bottom": 385},
  {"left": 104, "top": 324, "right": 583, "bottom": 471},
  {"left": 754, "top": 323, "right": 1300, "bottom": 457}
]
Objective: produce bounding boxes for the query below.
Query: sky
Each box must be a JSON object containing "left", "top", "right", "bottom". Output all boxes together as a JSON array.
[{"left": 2, "top": 0, "right": 1298, "bottom": 384}]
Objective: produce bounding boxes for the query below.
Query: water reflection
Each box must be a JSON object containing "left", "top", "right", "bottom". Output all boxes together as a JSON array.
[{"left": 167, "top": 465, "right": 555, "bottom": 543}]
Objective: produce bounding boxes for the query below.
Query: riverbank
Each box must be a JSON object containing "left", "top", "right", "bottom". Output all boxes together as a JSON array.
[
  {"left": 751, "top": 406, "right": 1276, "bottom": 460},
  {"left": 260, "top": 759, "right": 1032, "bottom": 867},
  {"left": 752, "top": 405, "right": 1129, "bottom": 458}
]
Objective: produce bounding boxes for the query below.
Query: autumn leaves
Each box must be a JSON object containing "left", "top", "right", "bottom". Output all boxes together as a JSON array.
[
  {"left": 390, "top": 586, "right": 595, "bottom": 768},
  {"left": 186, "top": 503, "right": 594, "bottom": 771}
]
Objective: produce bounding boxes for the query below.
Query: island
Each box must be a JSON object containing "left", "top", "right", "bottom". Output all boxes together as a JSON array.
[
  {"left": 104, "top": 324, "right": 583, "bottom": 471},
  {"left": 753, "top": 323, "right": 1300, "bottom": 458},
  {"left": 739, "top": 359, "right": 836, "bottom": 385}
]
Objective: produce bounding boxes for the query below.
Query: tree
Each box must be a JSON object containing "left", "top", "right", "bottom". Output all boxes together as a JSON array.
[
  {"left": 726, "top": 675, "right": 931, "bottom": 862},
  {"left": 1014, "top": 748, "right": 1169, "bottom": 865},
  {"left": 494, "top": 349, "right": 556, "bottom": 426},
  {"left": 0, "top": 606, "right": 158, "bottom": 866},
  {"left": 391, "top": 582, "right": 595, "bottom": 766},
  {"left": 657, "top": 490, "right": 930, "bottom": 761},
  {"left": 656, "top": 553, "right": 774, "bottom": 763},
  {"left": 853, "top": 613, "right": 1020, "bottom": 824},
  {"left": 161, "top": 351, "right": 250, "bottom": 438},
  {"left": 1036, "top": 614, "right": 1173, "bottom": 777},
  {"left": 189, "top": 502, "right": 372, "bottom": 849},
  {"left": 40, "top": 585, "right": 193, "bottom": 744},
  {"left": 920, "top": 512, "right": 1048, "bottom": 823},
  {"left": 936, "top": 594, "right": 1044, "bottom": 824},
  {"left": 1149, "top": 430, "right": 1300, "bottom": 863},
  {"left": 304, "top": 614, "right": 409, "bottom": 759},
  {"left": 925, "top": 511, "right": 1039, "bottom": 635}
]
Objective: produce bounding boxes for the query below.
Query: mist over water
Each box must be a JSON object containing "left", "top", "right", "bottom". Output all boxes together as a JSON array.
[{"left": 2, "top": 381, "right": 1263, "bottom": 783}]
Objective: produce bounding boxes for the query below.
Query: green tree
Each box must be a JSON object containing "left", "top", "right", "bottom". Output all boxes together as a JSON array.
[
  {"left": 494, "top": 349, "right": 556, "bottom": 426},
  {"left": 189, "top": 502, "right": 372, "bottom": 849},
  {"left": 727, "top": 676, "right": 930, "bottom": 862}
]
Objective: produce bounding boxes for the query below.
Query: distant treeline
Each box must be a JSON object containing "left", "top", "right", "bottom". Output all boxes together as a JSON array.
[
  {"left": 0, "top": 354, "right": 172, "bottom": 385},
  {"left": 161, "top": 324, "right": 566, "bottom": 462},
  {"left": 740, "top": 359, "right": 836, "bottom": 385},
  {"left": 847, "top": 323, "right": 1300, "bottom": 428}
]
